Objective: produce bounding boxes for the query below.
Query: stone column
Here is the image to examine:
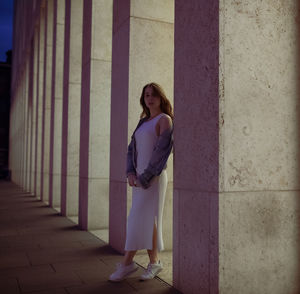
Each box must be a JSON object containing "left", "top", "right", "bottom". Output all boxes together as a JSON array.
[
  {"left": 110, "top": 0, "right": 174, "bottom": 252},
  {"left": 27, "top": 39, "right": 34, "bottom": 193},
  {"left": 61, "top": 0, "right": 83, "bottom": 218},
  {"left": 19, "top": 71, "right": 24, "bottom": 186},
  {"left": 78, "top": 0, "right": 112, "bottom": 230},
  {"left": 40, "top": 2, "right": 47, "bottom": 201},
  {"left": 173, "top": 1, "right": 219, "bottom": 293},
  {"left": 61, "top": 0, "right": 71, "bottom": 215},
  {"left": 23, "top": 59, "right": 29, "bottom": 190},
  {"left": 25, "top": 53, "right": 31, "bottom": 192},
  {"left": 49, "top": 0, "right": 57, "bottom": 207},
  {"left": 36, "top": 6, "right": 45, "bottom": 199},
  {"left": 31, "top": 27, "right": 39, "bottom": 194},
  {"left": 49, "top": 0, "right": 65, "bottom": 209},
  {"left": 219, "top": 1, "right": 300, "bottom": 293},
  {"left": 41, "top": 0, "right": 54, "bottom": 203}
]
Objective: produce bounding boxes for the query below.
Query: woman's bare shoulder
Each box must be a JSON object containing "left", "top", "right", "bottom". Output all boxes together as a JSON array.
[
  {"left": 158, "top": 113, "right": 172, "bottom": 134},
  {"left": 159, "top": 113, "right": 172, "bottom": 124}
]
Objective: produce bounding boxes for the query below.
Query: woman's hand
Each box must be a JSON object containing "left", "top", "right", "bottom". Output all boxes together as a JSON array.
[{"left": 127, "top": 174, "right": 137, "bottom": 187}]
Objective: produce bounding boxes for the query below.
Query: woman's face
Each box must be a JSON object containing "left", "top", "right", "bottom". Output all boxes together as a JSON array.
[{"left": 144, "top": 86, "right": 161, "bottom": 111}]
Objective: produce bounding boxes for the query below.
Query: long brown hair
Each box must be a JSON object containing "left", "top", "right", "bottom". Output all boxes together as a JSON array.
[{"left": 139, "top": 82, "right": 174, "bottom": 120}]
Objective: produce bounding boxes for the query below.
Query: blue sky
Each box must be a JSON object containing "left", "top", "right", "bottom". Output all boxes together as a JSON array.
[{"left": 0, "top": 0, "right": 14, "bottom": 62}]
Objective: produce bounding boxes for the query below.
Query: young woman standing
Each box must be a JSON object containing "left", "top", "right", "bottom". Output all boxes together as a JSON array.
[{"left": 109, "top": 82, "right": 173, "bottom": 282}]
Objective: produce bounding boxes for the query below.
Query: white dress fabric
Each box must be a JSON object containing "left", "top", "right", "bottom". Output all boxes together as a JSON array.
[{"left": 125, "top": 113, "right": 168, "bottom": 252}]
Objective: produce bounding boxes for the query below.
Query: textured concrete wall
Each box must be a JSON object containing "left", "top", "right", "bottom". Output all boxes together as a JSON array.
[
  {"left": 61, "top": 0, "right": 71, "bottom": 215},
  {"left": 219, "top": 1, "right": 300, "bottom": 293},
  {"left": 26, "top": 40, "right": 34, "bottom": 193},
  {"left": 60, "top": 0, "right": 83, "bottom": 218},
  {"left": 79, "top": 0, "right": 112, "bottom": 230},
  {"left": 66, "top": 0, "right": 83, "bottom": 218},
  {"left": 31, "top": 28, "right": 38, "bottom": 193},
  {"left": 42, "top": 0, "right": 54, "bottom": 203},
  {"left": 36, "top": 6, "right": 45, "bottom": 200},
  {"left": 87, "top": 0, "right": 112, "bottom": 230},
  {"left": 51, "top": 0, "right": 65, "bottom": 208},
  {"left": 25, "top": 54, "right": 31, "bottom": 192}
]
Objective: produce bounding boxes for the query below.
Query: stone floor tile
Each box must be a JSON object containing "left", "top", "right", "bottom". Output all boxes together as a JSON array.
[
  {"left": 137, "top": 287, "right": 181, "bottom": 294},
  {"left": 79, "top": 238, "right": 107, "bottom": 247},
  {"left": 18, "top": 272, "right": 82, "bottom": 293},
  {"left": 66, "top": 281, "right": 137, "bottom": 294},
  {"left": 26, "top": 248, "right": 98, "bottom": 266},
  {"left": 0, "top": 227, "right": 19, "bottom": 237},
  {"left": 0, "top": 264, "right": 54, "bottom": 279},
  {"left": 26, "top": 289, "right": 68, "bottom": 294},
  {"left": 72, "top": 264, "right": 144, "bottom": 284},
  {"left": 38, "top": 240, "right": 84, "bottom": 249},
  {"left": 0, "top": 252, "right": 31, "bottom": 270},
  {"left": 0, "top": 277, "right": 20, "bottom": 294},
  {"left": 126, "top": 275, "right": 178, "bottom": 293},
  {"left": 52, "top": 259, "right": 106, "bottom": 272},
  {"left": 0, "top": 234, "right": 51, "bottom": 249}
]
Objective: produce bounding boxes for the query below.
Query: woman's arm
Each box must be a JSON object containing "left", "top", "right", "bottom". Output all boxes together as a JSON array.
[
  {"left": 126, "top": 138, "right": 136, "bottom": 176},
  {"left": 126, "top": 118, "right": 148, "bottom": 187},
  {"left": 126, "top": 138, "right": 138, "bottom": 187},
  {"left": 157, "top": 114, "right": 173, "bottom": 136}
]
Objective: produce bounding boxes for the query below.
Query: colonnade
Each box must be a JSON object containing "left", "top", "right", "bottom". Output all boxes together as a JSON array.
[{"left": 9, "top": 0, "right": 300, "bottom": 293}]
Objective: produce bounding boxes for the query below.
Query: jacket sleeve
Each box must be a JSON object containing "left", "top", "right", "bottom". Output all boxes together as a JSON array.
[
  {"left": 126, "top": 136, "right": 136, "bottom": 176},
  {"left": 138, "top": 127, "right": 173, "bottom": 189},
  {"left": 126, "top": 118, "right": 147, "bottom": 177}
]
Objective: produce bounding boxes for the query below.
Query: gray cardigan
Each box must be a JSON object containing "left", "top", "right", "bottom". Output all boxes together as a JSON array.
[{"left": 126, "top": 117, "right": 173, "bottom": 189}]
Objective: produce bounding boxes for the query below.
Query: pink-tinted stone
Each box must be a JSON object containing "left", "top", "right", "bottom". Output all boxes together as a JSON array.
[{"left": 173, "top": 0, "right": 219, "bottom": 293}]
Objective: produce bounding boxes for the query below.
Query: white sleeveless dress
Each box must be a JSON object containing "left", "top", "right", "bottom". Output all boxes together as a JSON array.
[{"left": 125, "top": 113, "right": 168, "bottom": 252}]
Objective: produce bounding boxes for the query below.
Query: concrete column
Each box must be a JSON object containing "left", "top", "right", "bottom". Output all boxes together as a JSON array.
[
  {"left": 14, "top": 79, "right": 20, "bottom": 184},
  {"left": 53, "top": 0, "right": 65, "bottom": 209},
  {"left": 31, "top": 27, "right": 39, "bottom": 194},
  {"left": 36, "top": 7, "right": 45, "bottom": 199},
  {"left": 78, "top": 0, "right": 112, "bottom": 231},
  {"left": 49, "top": 0, "right": 57, "bottom": 207},
  {"left": 27, "top": 40, "right": 34, "bottom": 193},
  {"left": 49, "top": 0, "right": 65, "bottom": 209},
  {"left": 173, "top": 1, "right": 219, "bottom": 293},
  {"left": 110, "top": 0, "right": 174, "bottom": 252},
  {"left": 9, "top": 95, "right": 15, "bottom": 182},
  {"left": 61, "top": 0, "right": 71, "bottom": 215},
  {"left": 40, "top": 2, "right": 47, "bottom": 201},
  {"left": 21, "top": 70, "right": 24, "bottom": 187},
  {"left": 13, "top": 81, "right": 21, "bottom": 184},
  {"left": 41, "top": 0, "right": 54, "bottom": 203},
  {"left": 61, "top": 0, "right": 83, "bottom": 218},
  {"left": 25, "top": 53, "right": 31, "bottom": 192},
  {"left": 219, "top": 1, "right": 300, "bottom": 293},
  {"left": 19, "top": 72, "right": 24, "bottom": 186},
  {"left": 23, "top": 59, "right": 29, "bottom": 190}
]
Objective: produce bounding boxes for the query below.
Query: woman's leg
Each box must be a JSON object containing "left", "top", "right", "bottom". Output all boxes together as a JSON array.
[
  {"left": 123, "top": 250, "right": 137, "bottom": 266},
  {"left": 147, "top": 223, "right": 159, "bottom": 264}
]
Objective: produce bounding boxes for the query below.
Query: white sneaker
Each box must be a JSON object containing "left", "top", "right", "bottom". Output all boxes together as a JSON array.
[
  {"left": 109, "top": 262, "right": 138, "bottom": 282},
  {"left": 140, "top": 261, "right": 163, "bottom": 280}
]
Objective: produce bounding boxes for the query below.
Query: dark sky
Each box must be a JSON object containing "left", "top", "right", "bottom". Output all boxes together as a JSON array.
[{"left": 0, "top": 0, "right": 14, "bottom": 62}]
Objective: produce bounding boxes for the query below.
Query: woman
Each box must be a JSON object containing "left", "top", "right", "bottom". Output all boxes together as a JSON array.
[{"left": 109, "top": 82, "right": 173, "bottom": 282}]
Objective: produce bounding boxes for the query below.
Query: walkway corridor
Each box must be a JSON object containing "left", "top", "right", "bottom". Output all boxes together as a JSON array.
[{"left": 0, "top": 181, "right": 180, "bottom": 294}]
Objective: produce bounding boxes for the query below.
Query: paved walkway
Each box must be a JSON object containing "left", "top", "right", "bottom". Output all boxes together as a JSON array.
[{"left": 0, "top": 181, "right": 181, "bottom": 294}]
